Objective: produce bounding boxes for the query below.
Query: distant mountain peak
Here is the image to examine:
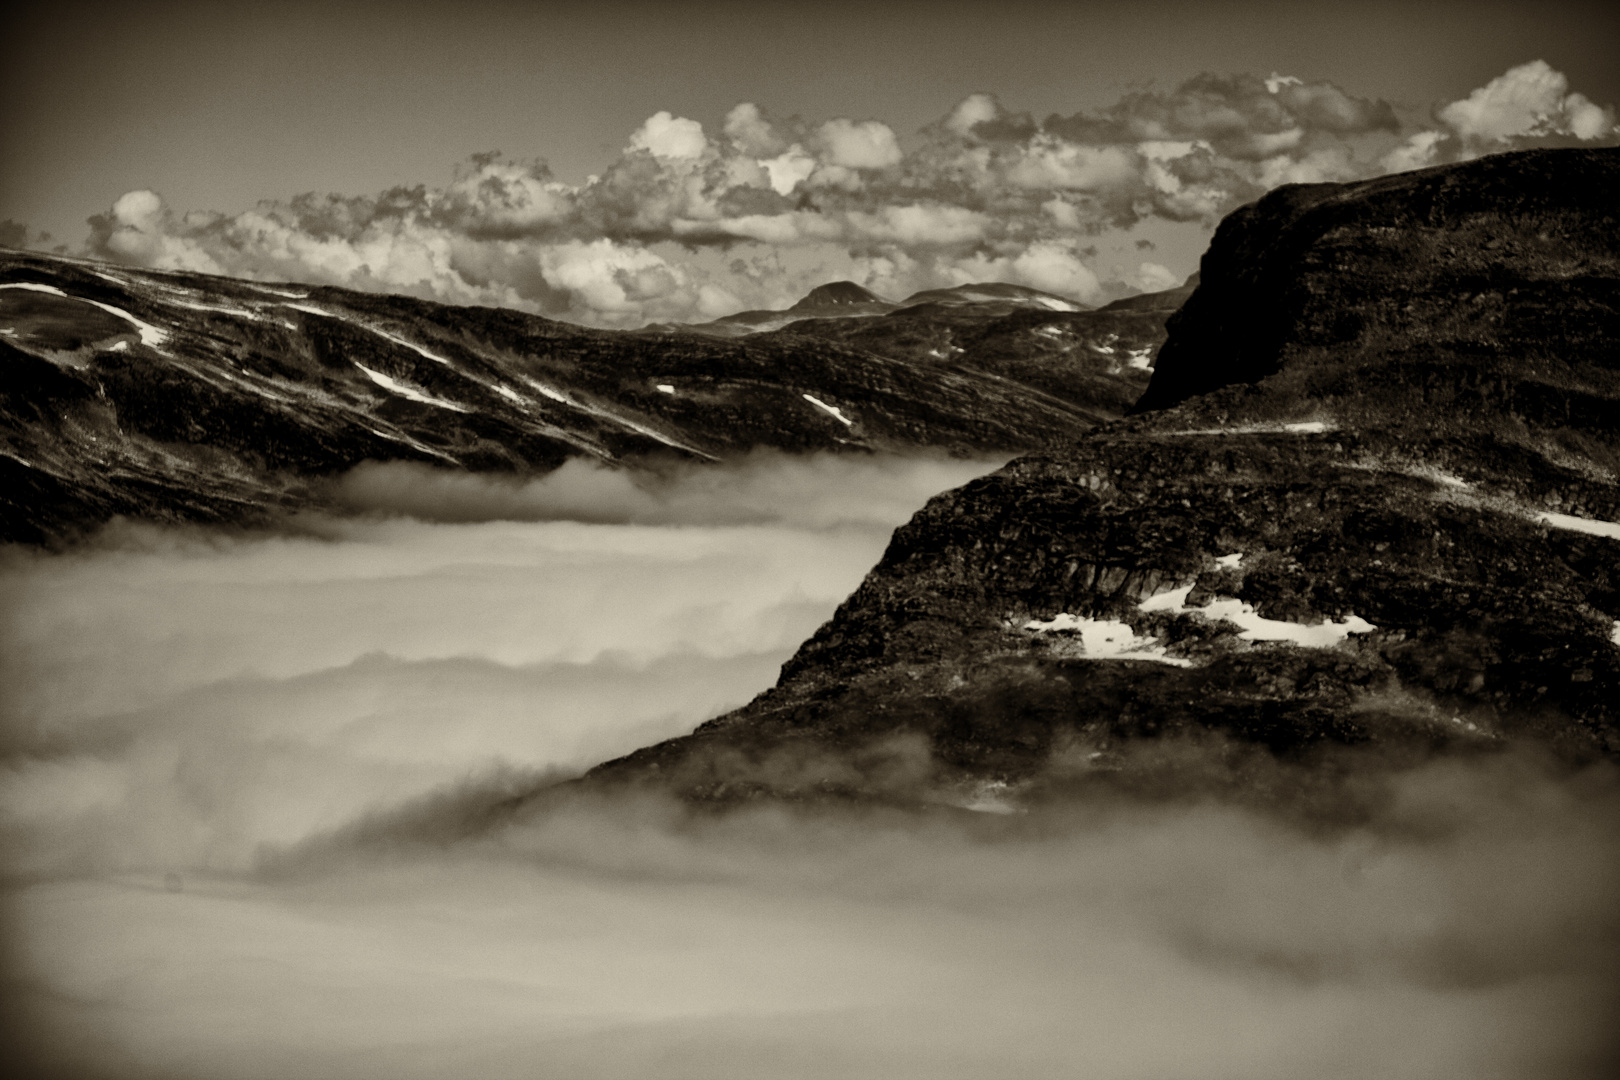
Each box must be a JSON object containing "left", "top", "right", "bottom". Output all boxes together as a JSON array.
[
  {"left": 897, "top": 282, "right": 1089, "bottom": 312},
  {"left": 790, "top": 281, "right": 887, "bottom": 310}
]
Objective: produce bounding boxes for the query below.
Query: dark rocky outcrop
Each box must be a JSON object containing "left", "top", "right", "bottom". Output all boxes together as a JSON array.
[{"left": 567, "top": 148, "right": 1620, "bottom": 811}]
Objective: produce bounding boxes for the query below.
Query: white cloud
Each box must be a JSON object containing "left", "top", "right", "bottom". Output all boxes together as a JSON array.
[
  {"left": 816, "top": 118, "right": 904, "bottom": 169},
  {"left": 1437, "top": 59, "right": 1617, "bottom": 145},
  {"left": 1136, "top": 261, "right": 1180, "bottom": 291},
  {"left": 1010, "top": 241, "right": 1104, "bottom": 301},
  {"left": 629, "top": 111, "right": 710, "bottom": 160},
  {"left": 945, "top": 92, "right": 1001, "bottom": 138},
  {"left": 1007, "top": 137, "right": 1140, "bottom": 192},
  {"left": 723, "top": 102, "right": 783, "bottom": 156},
  {"left": 79, "top": 62, "right": 1619, "bottom": 328},
  {"left": 1380, "top": 130, "right": 1447, "bottom": 174},
  {"left": 760, "top": 146, "right": 818, "bottom": 195}
]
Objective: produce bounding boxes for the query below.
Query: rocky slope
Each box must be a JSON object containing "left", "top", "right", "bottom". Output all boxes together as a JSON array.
[
  {"left": 0, "top": 255, "right": 1160, "bottom": 544},
  {"left": 567, "top": 147, "right": 1620, "bottom": 811},
  {"left": 751, "top": 282, "right": 1183, "bottom": 422}
]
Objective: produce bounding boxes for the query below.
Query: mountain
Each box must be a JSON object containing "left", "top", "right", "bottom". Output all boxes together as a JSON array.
[
  {"left": 672, "top": 279, "right": 1094, "bottom": 337},
  {"left": 790, "top": 280, "right": 888, "bottom": 309},
  {"left": 895, "top": 281, "right": 1089, "bottom": 313},
  {"left": 1094, "top": 271, "right": 1199, "bottom": 313},
  {"left": 559, "top": 147, "right": 1620, "bottom": 811},
  {"left": 0, "top": 254, "right": 1160, "bottom": 544},
  {"left": 744, "top": 281, "right": 1182, "bottom": 421},
  {"left": 671, "top": 281, "right": 898, "bottom": 336}
]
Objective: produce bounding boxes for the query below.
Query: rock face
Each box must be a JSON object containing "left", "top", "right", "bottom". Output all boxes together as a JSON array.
[
  {"left": 574, "top": 148, "right": 1620, "bottom": 809},
  {"left": 0, "top": 254, "right": 1161, "bottom": 544},
  {"left": 1139, "top": 148, "right": 1619, "bottom": 420}
]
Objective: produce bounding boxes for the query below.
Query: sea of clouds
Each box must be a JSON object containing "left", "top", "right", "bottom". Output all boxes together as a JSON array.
[{"left": 2, "top": 452, "right": 1617, "bottom": 1079}]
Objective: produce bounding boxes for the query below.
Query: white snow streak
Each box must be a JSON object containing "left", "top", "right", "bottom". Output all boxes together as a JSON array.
[
  {"left": 1283, "top": 421, "right": 1329, "bottom": 434},
  {"left": 0, "top": 282, "right": 170, "bottom": 345},
  {"left": 802, "top": 394, "right": 854, "bottom": 427},
  {"left": 517, "top": 375, "right": 717, "bottom": 460},
  {"left": 370, "top": 326, "right": 455, "bottom": 367},
  {"left": 1536, "top": 511, "right": 1620, "bottom": 540},
  {"left": 161, "top": 296, "right": 264, "bottom": 320},
  {"left": 519, "top": 375, "right": 571, "bottom": 404},
  {"left": 1126, "top": 347, "right": 1154, "bottom": 370},
  {"left": 657, "top": 384, "right": 676, "bottom": 394},
  {"left": 353, "top": 364, "right": 469, "bottom": 411},
  {"left": 244, "top": 283, "right": 310, "bottom": 299},
  {"left": 1215, "top": 553, "right": 1244, "bottom": 569}
]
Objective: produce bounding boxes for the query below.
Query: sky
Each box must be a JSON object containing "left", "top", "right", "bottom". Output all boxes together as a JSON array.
[{"left": 2, "top": 0, "right": 1618, "bottom": 325}]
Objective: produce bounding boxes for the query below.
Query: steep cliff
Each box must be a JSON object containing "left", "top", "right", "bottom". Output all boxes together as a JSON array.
[{"left": 573, "top": 148, "right": 1620, "bottom": 810}]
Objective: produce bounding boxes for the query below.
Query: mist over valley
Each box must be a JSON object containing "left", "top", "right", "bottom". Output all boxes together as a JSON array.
[{"left": 4, "top": 10, "right": 1620, "bottom": 1075}]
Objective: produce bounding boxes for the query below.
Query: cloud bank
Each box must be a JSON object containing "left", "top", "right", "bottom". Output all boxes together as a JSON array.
[
  {"left": 67, "top": 62, "right": 1616, "bottom": 328},
  {"left": 1, "top": 453, "right": 1616, "bottom": 1078}
]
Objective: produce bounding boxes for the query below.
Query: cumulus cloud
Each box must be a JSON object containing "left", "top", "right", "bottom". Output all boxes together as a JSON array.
[
  {"left": 77, "top": 62, "right": 1618, "bottom": 327},
  {"left": 628, "top": 110, "right": 710, "bottom": 160},
  {"left": 1135, "top": 261, "right": 1180, "bottom": 291},
  {"left": 816, "top": 118, "right": 904, "bottom": 170},
  {"left": 1379, "top": 60, "right": 1619, "bottom": 173},
  {"left": 1439, "top": 59, "right": 1616, "bottom": 145}
]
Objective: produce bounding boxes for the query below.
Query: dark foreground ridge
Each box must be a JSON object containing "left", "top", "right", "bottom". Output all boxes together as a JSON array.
[
  {"left": 563, "top": 147, "right": 1620, "bottom": 812},
  {"left": 0, "top": 253, "right": 1173, "bottom": 544}
]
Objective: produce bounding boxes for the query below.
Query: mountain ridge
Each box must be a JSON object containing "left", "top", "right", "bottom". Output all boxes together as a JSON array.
[
  {"left": 555, "top": 147, "right": 1620, "bottom": 812},
  {"left": 0, "top": 252, "right": 1166, "bottom": 544}
]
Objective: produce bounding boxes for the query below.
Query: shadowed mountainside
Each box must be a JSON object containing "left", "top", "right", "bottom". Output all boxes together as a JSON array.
[
  {"left": 564, "top": 147, "right": 1620, "bottom": 812},
  {"left": 0, "top": 255, "right": 1175, "bottom": 544}
]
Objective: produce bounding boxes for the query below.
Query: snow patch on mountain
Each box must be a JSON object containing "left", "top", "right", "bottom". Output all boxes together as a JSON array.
[
  {"left": 369, "top": 326, "right": 455, "bottom": 367},
  {"left": 1535, "top": 511, "right": 1620, "bottom": 540},
  {"left": 802, "top": 394, "right": 853, "bottom": 427},
  {"left": 518, "top": 375, "right": 716, "bottom": 459},
  {"left": 353, "top": 363, "right": 469, "bottom": 411},
  {"left": 1022, "top": 613, "right": 1193, "bottom": 666},
  {"left": 1141, "top": 584, "right": 1375, "bottom": 646},
  {"left": 0, "top": 282, "right": 170, "bottom": 346},
  {"left": 244, "top": 283, "right": 310, "bottom": 299}
]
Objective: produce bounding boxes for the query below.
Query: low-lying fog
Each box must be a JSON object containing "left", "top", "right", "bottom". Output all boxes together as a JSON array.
[{"left": 2, "top": 453, "right": 1617, "bottom": 1079}]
